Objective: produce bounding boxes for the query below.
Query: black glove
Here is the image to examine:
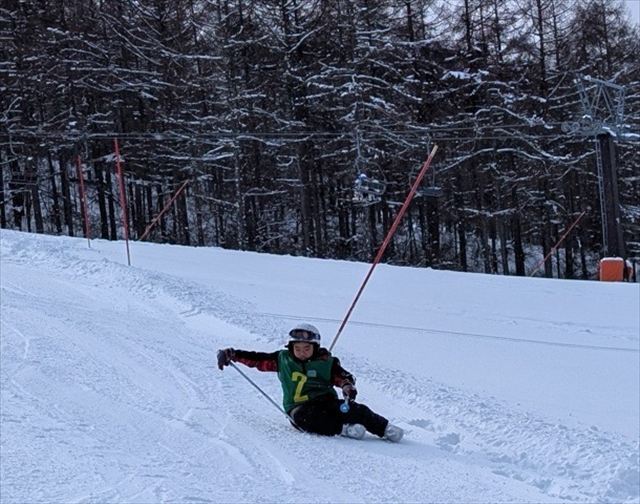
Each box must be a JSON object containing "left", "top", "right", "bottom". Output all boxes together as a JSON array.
[
  {"left": 342, "top": 383, "right": 357, "bottom": 401},
  {"left": 217, "top": 348, "right": 235, "bottom": 370}
]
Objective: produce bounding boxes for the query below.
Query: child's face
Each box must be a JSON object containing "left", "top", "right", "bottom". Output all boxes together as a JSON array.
[{"left": 292, "top": 342, "right": 314, "bottom": 360}]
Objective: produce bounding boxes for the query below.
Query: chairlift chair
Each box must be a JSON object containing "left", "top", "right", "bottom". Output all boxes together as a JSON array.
[
  {"left": 359, "top": 178, "right": 386, "bottom": 196},
  {"left": 352, "top": 173, "right": 386, "bottom": 205}
]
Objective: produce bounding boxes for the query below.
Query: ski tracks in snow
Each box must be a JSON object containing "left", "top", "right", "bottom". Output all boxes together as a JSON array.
[
  {"left": 354, "top": 360, "right": 639, "bottom": 503},
  {"left": 1, "top": 231, "right": 638, "bottom": 503},
  {"left": 1, "top": 234, "right": 338, "bottom": 502}
]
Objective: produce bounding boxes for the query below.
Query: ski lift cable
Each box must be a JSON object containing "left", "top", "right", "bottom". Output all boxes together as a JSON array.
[
  {"left": 7, "top": 120, "right": 637, "bottom": 139},
  {"left": 3, "top": 130, "right": 638, "bottom": 143}
]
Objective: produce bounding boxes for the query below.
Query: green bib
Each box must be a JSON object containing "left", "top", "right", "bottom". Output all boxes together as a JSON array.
[{"left": 277, "top": 350, "right": 337, "bottom": 412}]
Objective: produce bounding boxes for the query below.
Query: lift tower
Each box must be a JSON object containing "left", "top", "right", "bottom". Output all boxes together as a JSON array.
[{"left": 564, "top": 75, "right": 627, "bottom": 257}]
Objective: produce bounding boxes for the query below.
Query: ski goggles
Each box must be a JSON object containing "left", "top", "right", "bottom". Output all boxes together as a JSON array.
[{"left": 289, "top": 329, "right": 320, "bottom": 342}]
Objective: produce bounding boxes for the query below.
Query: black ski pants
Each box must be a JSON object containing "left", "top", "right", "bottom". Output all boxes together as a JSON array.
[{"left": 290, "top": 396, "right": 388, "bottom": 437}]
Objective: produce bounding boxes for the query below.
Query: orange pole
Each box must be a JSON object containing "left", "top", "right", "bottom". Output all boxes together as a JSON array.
[
  {"left": 529, "top": 210, "right": 586, "bottom": 277},
  {"left": 329, "top": 144, "right": 439, "bottom": 351},
  {"left": 139, "top": 180, "right": 189, "bottom": 242}
]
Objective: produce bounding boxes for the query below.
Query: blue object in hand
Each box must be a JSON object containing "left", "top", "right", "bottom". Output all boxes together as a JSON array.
[{"left": 340, "top": 400, "right": 350, "bottom": 413}]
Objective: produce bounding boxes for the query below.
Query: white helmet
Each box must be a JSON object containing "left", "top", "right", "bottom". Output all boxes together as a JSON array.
[{"left": 287, "top": 323, "right": 321, "bottom": 345}]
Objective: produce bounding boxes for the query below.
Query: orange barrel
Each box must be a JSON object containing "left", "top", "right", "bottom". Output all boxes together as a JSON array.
[{"left": 599, "top": 257, "right": 625, "bottom": 281}]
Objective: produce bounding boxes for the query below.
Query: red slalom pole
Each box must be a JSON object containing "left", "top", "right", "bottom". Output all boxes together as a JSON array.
[
  {"left": 329, "top": 144, "right": 439, "bottom": 351},
  {"left": 75, "top": 155, "right": 92, "bottom": 248},
  {"left": 529, "top": 210, "right": 586, "bottom": 277},
  {"left": 113, "top": 138, "right": 131, "bottom": 266}
]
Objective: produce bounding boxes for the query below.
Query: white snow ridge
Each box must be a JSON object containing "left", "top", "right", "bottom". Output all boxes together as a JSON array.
[{"left": 1, "top": 229, "right": 638, "bottom": 503}]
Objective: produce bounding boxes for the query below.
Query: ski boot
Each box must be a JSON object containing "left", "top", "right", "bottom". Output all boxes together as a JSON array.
[
  {"left": 383, "top": 423, "right": 404, "bottom": 442},
  {"left": 341, "top": 423, "right": 366, "bottom": 440}
]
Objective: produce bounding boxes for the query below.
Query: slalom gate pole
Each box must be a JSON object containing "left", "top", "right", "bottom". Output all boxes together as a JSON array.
[
  {"left": 529, "top": 210, "right": 586, "bottom": 277},
  {"left": 229, "top": 362, "right": 300, "bottom": 429},
  {"left": 139, "top": 180, "right": 189, "bottom": 241},
  {"left": 328, "top": 144, "right": 439, "bottom": 352},
  {"left": 113, "top": 138, "right": 131, "bottom": 266},
  {"left": 75, "top": 155, "right": 92, "bottom": 248}
]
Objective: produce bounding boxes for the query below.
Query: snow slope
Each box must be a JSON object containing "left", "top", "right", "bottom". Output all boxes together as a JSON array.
[{"left": 1, "top": 229, "right": 638, "bottom": 503}]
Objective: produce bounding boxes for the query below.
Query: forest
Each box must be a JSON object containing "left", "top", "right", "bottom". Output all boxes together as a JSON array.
[{"left": 2, "top": 0, "right": 639, "bottom": 278}]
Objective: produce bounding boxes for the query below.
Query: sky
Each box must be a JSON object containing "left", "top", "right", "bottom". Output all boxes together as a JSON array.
[
  {"left": 625, "top": 0, "right": 640, "bottom": 24},
  {"left": 1, "top": 229, "right": 638, "bottom": 503}
]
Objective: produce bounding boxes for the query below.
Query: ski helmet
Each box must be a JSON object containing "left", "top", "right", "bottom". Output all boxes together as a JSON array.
[{"left": 287, "top": 323, "right": 321, "bottom": 346}]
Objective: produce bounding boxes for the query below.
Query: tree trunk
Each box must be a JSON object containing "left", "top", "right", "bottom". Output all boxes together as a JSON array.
[
  {"left": 146, "top": 184, "right": 153, "bottom": 225},
  {"left": 338, "top": 200, "right": 349, "bottom": 258},
  {"left": 499, "top": 217, "right": 510, "bottom": 275},
  {"left": 170, "top": 191, "right": 178, "bottom": 243},
  {"left": 246, "top": 195, "right": 256, "bottom": 250},
  {"left": 318, "top": 165, "right": 329, "bottom": 258},
  {"left": 0, "top": 153, "right": 6, "bottom": 229},
  {"left": 94, "top": 162, "right": 109, "bottom": 239},
  {"left": 296, "top": 149, "right": 313, "bottom": 255},
  {"left": 178, "top": 188, "right": 190, "bottom": 245},
  {"left": 564, "top": 224, "right": 575, "bottom": 279},
  {"left": 312, "top": 166, "right": 324, "bottom": 257},
  {"left": 542, "top": 217, "right": 552, "bottom": 277},
  {"left": 234, "top": 148, "right": 245, "bottom": 250},
  {"left": 600, "top": 1, "right": 613, "bottom": 74},
  {"left": 418, "top": 201, "right": 429, "bottom": 265},
  {"left": 368, "top": 204, "right": 378, "bottom": 261},
  {"left": 455, "top": 171, "right": 468, "bottom": 271},
  {"left": 555, "top": 234, "right": 562, "bottom": 278},
  {"left": 564, "top": 170, "right": 577, "bottom": 279},
  {"left": 28, "top": 162, "right": 44, "bottom": 233},
  {"left": 127, "top": 180, "right": 136, "bottom": 238},
  {"left": 427, "top": 197, "right": 440, "bottom": 265},
  {"left": 463, "top": 0, "right": 473, "bottom": 52},
  {"left": 490, "top": 218, "right": 498, "bottom": 273},
  {"left": 534, "top": 0, "right": 548, "bottom": 96},
  {"left": 550, "top": 0, "right": 562, "bottom": 68},
  {"left": 134, "top": 182, "right": 144, "bottom": 238},
  {"left": 104, "top": 168, "right": 117, "bottom": 240},
  {"left": 496, "top": 185, "right": 509, "bottom": 274},
  {"left": 196, "top": 191, "right": 205, "bottom": 246},
  {"left": 458, "top": 221, "right": 468, "bottom": 272},
  {"left": 157, "top": 184, "right": 166, "bottom": 240},
  {"left": 407, "top": 210, "right": 416, "bottom": 264},
  {"left": 512, "top": 186, "right": 525, "bottom": 276},
  {"left": 25, "top": 190, "right": 32, "bottom": 232},
  {"left": 579, "top": 226, "right": 590, "bottom": 279},
  {"left": 58, "top": 155, "right": 74, "bottom": 236},
  {"left": 46, "top": 152, "right": 62, "bottom": 233},
  {"left": 492, "top": 0, "right": 503, "bottom": 62},
  {"left": 536, "top": 176, "right": 552, "bottom": 277},
  {"left": 480, "top": 220, "right": 491, "bottom": 273}
]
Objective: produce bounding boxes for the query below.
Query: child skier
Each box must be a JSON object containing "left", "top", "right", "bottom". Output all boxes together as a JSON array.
[{"left": 217, "top": 323, "right": 404, "bottom": 442}]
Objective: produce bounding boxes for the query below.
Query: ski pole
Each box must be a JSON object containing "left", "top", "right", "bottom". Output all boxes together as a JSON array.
[
  {"left": 229, "top": 362, "right": 301, "bottom": 429},
  {"left": 329, "top": 144, "right": 439, "bottom": 351}
]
